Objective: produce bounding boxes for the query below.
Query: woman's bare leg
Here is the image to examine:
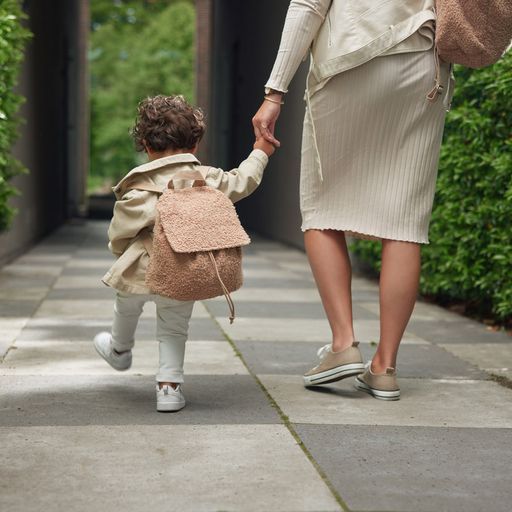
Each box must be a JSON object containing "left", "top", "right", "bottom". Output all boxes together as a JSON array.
[
  {"left": 372, "top": 239, "right": 421, "bottom": 373},
  {"left": 304, "top": 229, "right": 355, "bottom": 352}
]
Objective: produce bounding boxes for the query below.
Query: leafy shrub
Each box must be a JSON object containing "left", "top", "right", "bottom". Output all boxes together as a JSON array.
[
  {"left": 352, "top": 52, "right": 512, "bottom": 322},
  {"left": 0, "top": 0, "right": 31, "bottom": 231}
]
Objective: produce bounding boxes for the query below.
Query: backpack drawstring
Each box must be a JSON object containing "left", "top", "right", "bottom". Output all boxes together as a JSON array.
[
  {"left": 208, "top": 251, "right": 236, "bottom": 324},
  {"left": 426, "top": 46, "right": 444, "bottom": 102}
]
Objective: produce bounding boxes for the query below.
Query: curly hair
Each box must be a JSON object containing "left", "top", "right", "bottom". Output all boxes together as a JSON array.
[{"left": 131, "top": 95, "right": 206, "bottom": 152}]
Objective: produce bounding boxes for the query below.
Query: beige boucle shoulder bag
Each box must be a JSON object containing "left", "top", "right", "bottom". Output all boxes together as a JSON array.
[
  {"left": 435, "top": 0, "right": 512, "bottom": 68},
  {"left": 132, "top": 169, "right": 250, "bottom": 323}
]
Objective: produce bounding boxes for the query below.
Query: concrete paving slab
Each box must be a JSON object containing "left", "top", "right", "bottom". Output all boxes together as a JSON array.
[
  {"left": 53, "top": 275, "right": 108, "bottom": 289},
  {"left": 258, "top": 374, "right": 512, "bottom": 427},
  {"left": 12, "top": 254, "right": 70, "bottom": 267},
  {"left": 0, "top": 375, "right": 280, "bottom": 426},
  {"left": 236, "top": 341, "right": 487, "bottom": 380},
  {"left": 1, "top": 263, "right": 63, "bottom": 277},
  {"left": 16, "top": 316, "right": 221, "bottom": 343},
  {"left": 207, "top": 287, "right": 322, "bottom": 303},
  {"left": 1, "top": 340, "right": 248, "bottom": 376},
  {"left": 295, "top": 424, "right": 512, "bottom": 512},
  {"left": 65, "top": 258, "right": 115, "bottom": 268},
  {"left": 0, "top": 300, "right": 41, "bottom": 317},
  {"left": 242, "top": 277, "right": 317, "bottom": 289},
  {"left": 256, "top": 249, "right": 309, "bottom": 261},
  {"left": 60, "top": 266, "right": 110, "bottom": 276},
  {"left": 34, "top": 299, "right": 124, "bottom": 318},
  {"left": 359, "top": 299, "right": 464, "bottom": 322},
  {"left": 0, "top": 425, "right": 341, "bottom": 512},
  {"left": 0, "top": 287, "right": 49, "bottom": 301},
  {"left": 0, "top": 274, "right": 55, "bottom": 288},
  {"left": 440, "top": 343, "right": 512, "bottom": 380},
  {"left": 243, "top": 267, "right": 306, "bottom": 280},
  {"left": 46, "top": 287, "right": 116, "bottom": 300},
  {"left": 218, "top": 317, "right": 428, "bottom": 344},
  {"left": 407, "top": 319, "right": 512, "bottom": 344},
  {"left": 207, "top": 300, "right": 378, "bottom": 320}
]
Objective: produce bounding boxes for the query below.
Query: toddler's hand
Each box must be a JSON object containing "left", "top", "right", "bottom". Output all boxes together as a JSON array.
[{"left": 254, "top": 136, "right": 276, "bottom": 157}]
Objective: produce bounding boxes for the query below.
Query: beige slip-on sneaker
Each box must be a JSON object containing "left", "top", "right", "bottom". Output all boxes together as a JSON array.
[
  {"left": 303, "top": 342, "right": 365, "bottom": 386},
  {"left": 354, "top": 362, "right": 401, "bottom": 400}
]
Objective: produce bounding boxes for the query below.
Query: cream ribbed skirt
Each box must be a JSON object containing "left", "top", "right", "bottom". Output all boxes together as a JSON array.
[{"left": 300, "top": 49, "right": 452, "bottom": 243}]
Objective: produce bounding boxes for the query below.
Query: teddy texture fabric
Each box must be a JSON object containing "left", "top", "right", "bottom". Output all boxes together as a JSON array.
[
  {"left": 145, "top": 179, "right": 250, "bottom": 302},
  {"left": 435, "top": 0, "right": 512, "bottom": 68},
  {"left": 102, "top": 150, "right": 268, "bottom": 295}
]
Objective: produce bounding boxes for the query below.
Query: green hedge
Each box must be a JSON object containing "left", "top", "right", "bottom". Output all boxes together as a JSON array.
[
  {"left": 352, "top": 52, "right": 512, "bottom": 322},
  {"left": 0, "top": 0, "right": 31, "bottom": 232}
]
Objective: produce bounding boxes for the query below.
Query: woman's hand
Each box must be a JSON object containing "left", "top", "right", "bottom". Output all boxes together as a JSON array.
[{"left": 252, "top": 94, "right": 283, "bottom": 147}]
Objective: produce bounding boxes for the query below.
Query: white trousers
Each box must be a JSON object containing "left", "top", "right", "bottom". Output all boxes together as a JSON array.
[{"left": 111, "top": 292, "right": 194, "bottom": 383}]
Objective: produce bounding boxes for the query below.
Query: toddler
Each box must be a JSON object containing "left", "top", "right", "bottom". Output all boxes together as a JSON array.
[{"left": 94, "top": 95, "right": 274, "bottom": 412}]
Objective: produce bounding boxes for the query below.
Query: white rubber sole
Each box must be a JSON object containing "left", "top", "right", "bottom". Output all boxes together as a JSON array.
[
  {"left": 157, "top": 400, "right": 186, "bottom": 412},
  {"left": 354, "top": 376, "right": 401, "bottom": 401},
  {"left": 303, "top": 362, "right": 366, "bottom": 386}
]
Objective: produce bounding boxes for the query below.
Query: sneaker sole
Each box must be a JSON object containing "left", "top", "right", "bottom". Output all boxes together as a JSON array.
[
  {"left": 93, "top": 341, "right": 131, "bottom": 372},
  {"left": 303, "top": 362, "right": 366, "bottom": 386},
  {"left": 354, "top": 376, "right": 400, "bottom": 401},
  {"left": 157, "top": 401, "right": 186, "bottom": 412}
]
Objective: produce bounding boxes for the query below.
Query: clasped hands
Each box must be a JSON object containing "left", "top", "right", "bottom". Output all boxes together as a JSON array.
[{"left": 252, "top": 92, "right": 283, "bottom": 157}]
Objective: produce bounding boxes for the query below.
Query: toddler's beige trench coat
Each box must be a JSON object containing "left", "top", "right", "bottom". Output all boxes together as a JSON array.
[{"left": 102, "top": 150, "right": 268, "bottom": 295}]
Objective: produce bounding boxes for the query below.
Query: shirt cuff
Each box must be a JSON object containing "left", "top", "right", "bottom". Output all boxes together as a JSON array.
[
  {"left": 249, "top": 149, "right": 269, "bottom": 167},
  {"left": 264, "top": 82, "right": 288, "bottom": 95}
]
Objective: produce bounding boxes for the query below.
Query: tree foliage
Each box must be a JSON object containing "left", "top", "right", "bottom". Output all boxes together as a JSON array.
[
  {"left": 89, "top": 0, "right": 195, "bottom": 185},
  {"left": 0, "top": 0, "right": 31, "bottom": 231},
  {"left": 351, "top": 52, "right": 512, "bottom": 323}
]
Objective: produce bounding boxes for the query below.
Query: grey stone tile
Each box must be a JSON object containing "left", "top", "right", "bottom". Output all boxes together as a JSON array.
[
  {"left": 236, "top": 341, "right": 487, "bottom": 380},
  {"left": 188, "top": 317, "right": 227, "bottom": 341},
  {"left": 1, "top": 425, "right": 341, "bottom": 512},
  {"left": 0, "top": 375, "right": 279, "bottom": 426},
  {"left": 46, "top": 288, "right": 116, "bottom": 300},
  {"left": 60, "top": 266, "right": 110, "bottom": 277},
  {"left": 242, "top": 277, "right": 317, "bottom": 289},
  {"left": 207, "top": 300, "right": 376, "bottom": 320},
  {"left": 16, "top": 317, "right": 223, "bottom": 343},
  {"left": 295, "top": 424, "right": 512, "bottom": 512},
  {"left": 1, "top": 340, "right": 248, "bottom": 377},
  {"left": 0, "top": 275, "right": 55, "bottom": 288},
  {"left": 259, "top": 375, "right": 512, "bottom": 427},
  {"left": 0, "top": 300, "right": 41, "bottom": 318},
  {"left": 408, "top": 319, "right": 512, "bottom": 344},
  {"left": 218, "top": 317, "right": 427, "bottom": 344},
  {"left": 440, "top": 343, "right": 512, "bottom": 380}
]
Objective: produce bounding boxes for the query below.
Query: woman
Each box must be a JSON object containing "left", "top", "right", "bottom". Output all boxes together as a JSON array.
[{"left": 252, "top": 0, "right": 453, "bottom": 400}]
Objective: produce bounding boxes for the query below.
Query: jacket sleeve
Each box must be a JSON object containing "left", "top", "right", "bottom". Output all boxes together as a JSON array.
[
  {"left": 265, "top": 0, "right": 331, "bottom": 93},
  {"left": 107, "top": 189, "right": 158, "bottom": 256},
  {"left": 204, "top": 149, "right": 269, "bottom": 203}
]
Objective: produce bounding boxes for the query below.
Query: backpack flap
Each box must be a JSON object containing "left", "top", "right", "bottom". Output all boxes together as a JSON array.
[{"left": 157, "top": 186, "right": 250, "bottom": 253}]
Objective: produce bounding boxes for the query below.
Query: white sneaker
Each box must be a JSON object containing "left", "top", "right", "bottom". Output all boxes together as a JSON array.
[
  {"left": 93, "top": 332, "right": 132, "bottom": 371},
  {"left": 156, "top": 384, "right": 186, "bottom": 412}
]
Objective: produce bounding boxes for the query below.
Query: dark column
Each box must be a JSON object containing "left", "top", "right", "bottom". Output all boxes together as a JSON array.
[{"left": 204, "top": 1, "right": 308, "bottom": 248}]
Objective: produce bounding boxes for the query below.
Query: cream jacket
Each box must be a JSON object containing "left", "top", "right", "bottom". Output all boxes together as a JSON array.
[
  {"left": 265, "top": 0, "right": 436, "bottom": 94},
  {"left": 102, "top": 150, "right": 268, "bottom": 294}
]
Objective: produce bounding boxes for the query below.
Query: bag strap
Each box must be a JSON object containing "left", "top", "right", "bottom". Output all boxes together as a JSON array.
[
  {"left": 167, "top": 169, "right": 206, "bottom": 190},
  {"left": 129, "top": 167, "right": 213, "bottom": 192}
]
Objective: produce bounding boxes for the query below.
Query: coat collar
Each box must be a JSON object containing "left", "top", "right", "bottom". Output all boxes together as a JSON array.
[{"left": 113, "top": 153, "right": 201, "bottom": 195}]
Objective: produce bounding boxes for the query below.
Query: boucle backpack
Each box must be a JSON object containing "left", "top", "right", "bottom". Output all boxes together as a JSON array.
[
  {"left": 435, "top": 0, "right": 512, "bottom": 68},
  {"left": 132, "top": 169, "right": 250, "bottom": 323}
]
